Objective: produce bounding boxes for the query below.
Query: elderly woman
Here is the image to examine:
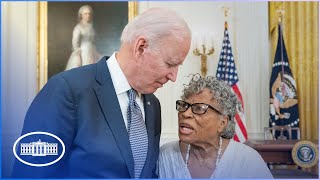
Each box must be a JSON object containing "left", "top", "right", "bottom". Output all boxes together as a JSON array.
[
  {"left": 158, "top": 75, "right": 273, "bottom": 178},
  {"left": 65, "top": 5, "right": 102, "bottom": 70}
]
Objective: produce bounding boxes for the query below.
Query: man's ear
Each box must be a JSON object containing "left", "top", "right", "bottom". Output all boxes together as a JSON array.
[{"left": 134, "top": 37, "right": 148, "bottom": 57}]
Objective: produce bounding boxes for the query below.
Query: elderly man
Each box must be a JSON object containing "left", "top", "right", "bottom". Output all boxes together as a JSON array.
[{"left": 12, "top": 7, "right": 191, "bottom": 178}]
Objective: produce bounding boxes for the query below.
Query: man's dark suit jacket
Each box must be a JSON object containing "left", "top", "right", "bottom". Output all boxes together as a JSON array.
[{"left": 12, "top": 57, "right": 161, "bottom": 178}]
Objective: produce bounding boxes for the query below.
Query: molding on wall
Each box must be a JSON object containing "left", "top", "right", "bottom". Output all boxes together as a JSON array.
[{"left": 2, "top": 2, "right": 38, "bottom": 177}]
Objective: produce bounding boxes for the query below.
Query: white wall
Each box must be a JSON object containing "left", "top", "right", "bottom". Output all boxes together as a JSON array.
[
  {"left": 1, "top": 1, "right": 38, "bottom": 177},
  {"left": 1, "top": 1, "right": 270, "bottom": 177}
]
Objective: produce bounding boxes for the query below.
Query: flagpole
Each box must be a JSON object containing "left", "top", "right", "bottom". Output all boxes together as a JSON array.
[
  {"left": 223, "top": 7, "right": 230, "bottom": 80},
  {"left": 223, "top": 6, "right": 229, "bottom": 30},
  {"left": 269, "top": 8, "right": 299, "bottom": 133},
  {"left": 277, "top": 9, "right": 286, "bottom": 92},
  {"left": 216, "top": 6, "right": 248, "bottom": 142}
]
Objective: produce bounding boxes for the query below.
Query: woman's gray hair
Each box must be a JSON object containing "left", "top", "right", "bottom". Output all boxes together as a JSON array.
[
  {"left": 120, "top": 7, "right": 191, "bottom": 51},
  {"left": 181, "top": 74, "right": 242, "bottom": 139},
  {"left": 78, "top": 5, "right": 93, "bottom": 21}
]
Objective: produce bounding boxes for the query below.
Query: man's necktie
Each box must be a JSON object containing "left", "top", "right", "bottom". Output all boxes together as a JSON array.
[{"left": 127, "top": 89, "right": 148, "bottom": 178}]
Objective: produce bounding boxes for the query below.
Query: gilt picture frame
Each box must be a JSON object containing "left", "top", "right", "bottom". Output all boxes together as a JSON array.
[{"left": 37, "top": 1, "right": 138, "bottom": 91}]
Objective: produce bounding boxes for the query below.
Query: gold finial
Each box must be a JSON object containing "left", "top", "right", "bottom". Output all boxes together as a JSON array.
[
  {"left": 276, "top": 10, "right": 285, "bottom": 23},
  {"left": 222, "top": 7, "right": 230, "bottom": 18},
  {"left": 276, "top": 4, "right": 285, "bottom": 24}
]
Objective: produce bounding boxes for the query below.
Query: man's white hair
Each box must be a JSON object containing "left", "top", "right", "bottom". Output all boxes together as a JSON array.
[{"left": 120, "top": 7, "right": 191, "bottom": 50}]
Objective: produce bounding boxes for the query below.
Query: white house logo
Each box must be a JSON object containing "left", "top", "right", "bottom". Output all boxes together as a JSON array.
[
  {"left": 292, "top": 141, "right": 318, "bottom": 168},
  {"left": 13, "top": 132, "right": 65, "bottom": 167},
  {"left": 20, "top": 139, "right": 58, "bottom": 156}
]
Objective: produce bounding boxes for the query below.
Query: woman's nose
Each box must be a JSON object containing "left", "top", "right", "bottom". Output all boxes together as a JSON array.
[{"left": 181, "top": 107, "right": 193, "bottom": 118}]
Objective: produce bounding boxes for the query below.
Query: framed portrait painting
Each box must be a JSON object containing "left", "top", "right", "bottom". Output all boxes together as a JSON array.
[{"left": 37, "top": 1, "right": 138, "bottom": 91}]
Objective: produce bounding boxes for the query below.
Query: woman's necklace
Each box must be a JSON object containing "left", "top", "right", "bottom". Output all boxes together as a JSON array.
[{"left": 185, "top": 136, "right": 222, "bottom": 169}]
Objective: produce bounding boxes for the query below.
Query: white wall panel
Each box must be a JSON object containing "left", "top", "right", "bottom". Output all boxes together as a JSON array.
[
  {"left": 233, "top": 2, "right": 270, "bottom": 140},
  {"left": 1, "top": 2, "right": 37, "bottom": 177}
]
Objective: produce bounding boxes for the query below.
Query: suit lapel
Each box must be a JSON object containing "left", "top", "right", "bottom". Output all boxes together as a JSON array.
[
  {"left": 93, "top": 58, "right": 134, "bottom": 178},
  {"left": 141, "top": 94, "right": 156, "bottom": 177}
]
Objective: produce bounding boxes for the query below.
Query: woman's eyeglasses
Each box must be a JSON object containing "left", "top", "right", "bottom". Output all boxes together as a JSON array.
[{"left": 176, "top": 100, "right": 222, "bottom": 115}]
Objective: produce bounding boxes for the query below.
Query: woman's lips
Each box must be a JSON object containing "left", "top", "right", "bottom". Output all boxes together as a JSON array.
[{"left": 179, "top": 123, "right": 194, "bottom": 135}]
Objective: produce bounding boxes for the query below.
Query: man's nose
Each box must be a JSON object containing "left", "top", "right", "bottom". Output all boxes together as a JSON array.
[{"left": 167, "top": 66, "right": 179, "bottom": 82}]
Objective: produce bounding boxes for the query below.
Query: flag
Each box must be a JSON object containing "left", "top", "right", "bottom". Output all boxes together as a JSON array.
[
  {"left": 269, "top": 24, "right": 299, "bottom": 139},
  {"left": 216, "top": 22, "right": 248, "bottom": 143}
]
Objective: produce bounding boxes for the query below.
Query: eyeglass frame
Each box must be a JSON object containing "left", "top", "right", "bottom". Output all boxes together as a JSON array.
[{"left": 176, "top": 100, "right": 223, "bottom": 115}]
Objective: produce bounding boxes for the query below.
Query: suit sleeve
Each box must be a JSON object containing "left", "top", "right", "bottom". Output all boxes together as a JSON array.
[
  {"left": 11, "top": 74, "right": 77, "bottom": 178},
  {"left": 152, "top": 99, "right": 161, "bottom": 178}
]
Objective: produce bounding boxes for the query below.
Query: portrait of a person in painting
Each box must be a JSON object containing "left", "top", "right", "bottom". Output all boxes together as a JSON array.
[{"left": 65, "top": 5, "right": 102, "bottom": 70}]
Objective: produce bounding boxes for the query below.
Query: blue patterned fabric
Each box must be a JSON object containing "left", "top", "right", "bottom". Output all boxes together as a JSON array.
[{"left": 127, "top": 89, "right": 148, "bottom": 178}]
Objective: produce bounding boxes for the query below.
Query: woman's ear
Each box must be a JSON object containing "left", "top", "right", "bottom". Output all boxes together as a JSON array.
[
  {"left": 134, "top": 37, "right": 148, "bottom": 57},
  {"left": 218, "top": 115, "right": 228, "bottom": 133}
]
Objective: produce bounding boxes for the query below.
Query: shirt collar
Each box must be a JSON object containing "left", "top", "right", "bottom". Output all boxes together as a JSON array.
[{"left": 106, "top": 52, "right": 142, "bottom": 98}]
